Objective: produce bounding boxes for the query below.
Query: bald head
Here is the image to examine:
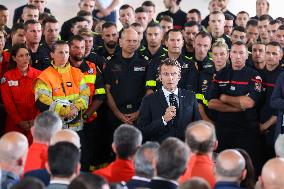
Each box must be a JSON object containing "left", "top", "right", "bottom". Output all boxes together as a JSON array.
[
  {"left": 50, "top": 129, "right": 81, "bottom": 149},
  {"left": 0, "top": 132, "right": 29, "bottom": 175},
  {"left": 120, "top": 28, "right": 139, "bottom": 54},
  {"left": 185, "top": 121, "right": 216, "bottom": 154},
  {"left": 215, "top": 149, "right": 246, "bottom": 181},
  {"left": 261, "top": 158, "right": 284, "bottom": 189}
]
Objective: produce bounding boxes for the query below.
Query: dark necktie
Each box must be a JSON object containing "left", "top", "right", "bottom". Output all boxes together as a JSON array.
[{"left": 169, "top": 93, "right": 178, "bottom": 108}]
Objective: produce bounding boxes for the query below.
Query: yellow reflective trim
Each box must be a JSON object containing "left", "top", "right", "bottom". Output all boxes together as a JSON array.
[
  {"left": 84, "top": 75, "right": 96, "bottom": 84},
  {"left": 52, "top": 94, "right": 80, "bottom": 101},
  {"left": 196, "top": 93, "right": 208, "bottom": 106},
  {"left": 95, "top": 88, "right": 106, "bottom": 95},
  {"left": 35, "top": 80, "right": 52, "bottom": 92},
  {"left": 146, "top": 80, "right": 156, "bottom": 87}
]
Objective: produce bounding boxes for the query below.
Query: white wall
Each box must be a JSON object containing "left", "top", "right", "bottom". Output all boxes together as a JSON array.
[{"left": 3, "top": 0, "right": 284, "bottom": 28}]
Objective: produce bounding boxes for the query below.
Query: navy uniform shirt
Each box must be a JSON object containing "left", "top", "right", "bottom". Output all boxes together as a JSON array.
[
  {"left": 138, "top": 45, "right": 168, "bottom": 63},
  {"left": 259, "top": 66, "right": 284, "bottom": 123},
  {"left": 145, "top": 53, "right": 198, "bottom": 92},
  {"left": 104, "top": 53, "right": 148, "bottom": 113},
  {"left": 30, "top": 43, "right": 51, "bottom": 71},
  {"left": 85, "top": 49, "right": 107, "bottom": 71},
  {"left": 211, "top": 34, "right": 232, "bottom": 49},
  {"left": 156, "top": 9, "right": 187, "bottom": 29},
  {"left": 193, "top": 54, "right": 214, "bottom": 72},
  {"left": 94, "top": 44, "right": 120, "bottom": 61},
  {"left": 208, "top": 65, "right": 262, "bottom": 126}
]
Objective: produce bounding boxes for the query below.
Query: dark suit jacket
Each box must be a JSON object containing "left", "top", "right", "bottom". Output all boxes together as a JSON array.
[
  {"left": 148, "top": 179, "right": 178, "bottom": 189},
  {"left": 137, "top": 89, "right": 200, "bottom": 143},
  {"left": 127, "top": 178, "right": 150, "bottom": 189},
  {"left": 214, "top": 181, "right": 245, "bottom": 189},
  {"left": 24, "top": 169, "right": 50, "bottom": 186}
]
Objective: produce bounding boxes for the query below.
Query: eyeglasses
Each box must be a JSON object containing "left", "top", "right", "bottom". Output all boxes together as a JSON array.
[{"left": 160, "top": 72, "right": 179, "bottom": 77}]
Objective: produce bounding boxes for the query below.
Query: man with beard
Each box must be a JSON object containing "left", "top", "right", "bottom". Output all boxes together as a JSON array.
[
  {"left": 145, "top": 29, "right": 198, "bottom": 94},
  {"left": 139, "top": 22, "right": 166, "bottom": 62},
  {"left": 182, "top": 21, "right": 201, "bottom": 58},
  {"left": 69, "top": 35, "right": 106, "bottom": 171},
  {"left": 95, "top": 22, "right": 119, "bottom": 61}
]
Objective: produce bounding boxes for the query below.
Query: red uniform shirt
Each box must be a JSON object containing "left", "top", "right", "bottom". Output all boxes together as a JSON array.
[
  {"left": 24, "top": 143, "right": 48, "bottom": 173},
  {"left": 93, "top": 158, "right": 134, "bottom": 183},
  {"left": 0, "top": 51, "right": 10, "bottom": 78},
  {"left": 1, "top": 66, "right": 41, "bottom": 142},
  {"left": 179, "top": 154, "right": 215, "bottom": 187}
]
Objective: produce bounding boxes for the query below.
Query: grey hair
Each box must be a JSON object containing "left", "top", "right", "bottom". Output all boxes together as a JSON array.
[
  {"left": 156, "top": 137, "right": 190, "bottom": 180},
  {"left": 134, "top": 141, "right": 160, "bottom": 178},
  {"left": 33, "top": 111, "right": 62, "bottom": 143}
]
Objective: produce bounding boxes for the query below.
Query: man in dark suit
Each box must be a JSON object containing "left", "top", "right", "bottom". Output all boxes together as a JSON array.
[
  {"left": 46, "top": 142, "right": 81, "bottom": 189},
  {"left": 137, "top": 58, "right": 200, "bottom": 143},
  {"left": 148, "top": 137, "right": 189, "bottom": 189}
]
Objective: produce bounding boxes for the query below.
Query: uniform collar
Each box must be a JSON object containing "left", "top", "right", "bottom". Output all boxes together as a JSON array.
[
  {"left": 51, "top": 61, "right": 71, "bottom": 73},
  {"left": 13, "top": 66, "right": 39, "bottom": 79},
  {"left": 153, "top": 176, "right": 179, "bottom": 186}
]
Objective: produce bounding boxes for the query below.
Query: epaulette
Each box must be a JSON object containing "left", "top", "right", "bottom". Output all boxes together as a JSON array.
[
  {"left": 160, "top": 53, "right": 166, "bottom": 58},
  {"left": 163, "top": 48, "right": 168, "bottom": 52},
  {"left": 225, "top": 35, "right": 231, "bottom": 39},
  {"left": 209, "top": 57, "right": 213, "bottom": 61},
  {"left": 184, "top": 56, "right": 193, "bottom": 60},
  {"left": 4, "top": 49, "right": 9, "bottom": 52},
  {"left": 93, "top": 32, "right": 100, "bottom": 36},
  {"left": 139, "top": 46, "right": 146, "bottom": 51},
  {"left": 247, "top": 50, "right": 252, "bottom": 54}
]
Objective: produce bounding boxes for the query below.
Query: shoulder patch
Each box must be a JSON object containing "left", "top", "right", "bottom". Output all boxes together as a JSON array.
[
  {"left": 1, "top": 77, "right": 6, "bottom": 84},
  {"left": 184, "top": 56, "right": 193, "bottom": 60}
]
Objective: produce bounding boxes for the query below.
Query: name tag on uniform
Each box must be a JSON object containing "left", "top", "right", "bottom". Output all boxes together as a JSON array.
[
  {"left": 8, "top": 80, "right": 18, "bottom": 86},
  {"left": 134, "top": 67, "right": 145, "bottom": 72},
  {"left": 182, "top": 64, "right": 189, "bottom": 69},
  {"left": 204, "top": 64, "right": 213, "bottom": 68},
  {"left": 230, "top": 86, "right": 235, "bottom": 91},
  {"left": 66, "top": 82, "right": 72, "bottom": 87}
]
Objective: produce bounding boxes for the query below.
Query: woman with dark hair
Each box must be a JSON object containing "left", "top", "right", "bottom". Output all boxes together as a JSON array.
[
  {"left": 1, "top": 43, "right": 41, "bottom": 143},
  {"left": 235, "top": 148, "right": 256, "bottom": 189}
]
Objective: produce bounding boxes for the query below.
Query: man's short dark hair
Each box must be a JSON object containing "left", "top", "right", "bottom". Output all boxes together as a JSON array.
[
  {"left": 0, "top": 5, "right": 8, "bottom": 11},
  {"left": 278, "top": 24, "right": 284, "bottom": 31},
  {"left": 259, "top": 14, "right": 273, "bottom": 22},
  {"left": 232, "top": 26, "right": 247, "bottom": 34},
  {"left": 176, "top": 0, "right": 182, "bottom": 5},
  {"left": 42, "top": 16, "right": 58, "bottom": 29},
  {"left": 68, "top": 35, "right": 85, "bottom": 46},
  {"left": 156, "top": 137, "right": 189, "bottom": 180},
  {"left": 11, "top": 177, "right": 44, "bottom": 189},
  {"left": 77, "top": 10, "right": 92, "bottom": 17},
  {"left": 237, "top": 11, "right": 249, "bottom": 17},
  {"left": 71, "top": 16, "right": 88, "bottom": 27},
  {"left": 225, "top": 13, "right": 234, "bottom": 21},
  {"left": 24, "top": 19, "right": 40, "bottom": 31},
  {"left": 276, "top": 17, "right": 284, "bottom": 24},
  {"left": 184, "top": 21, "right": 201, "bottom": 31},
  {"left": 164, "top": 28, "right": 182, "bottom": 41},
  {"left": 131, "top": 22, "right": 142, "bottom": 28},
  {"left": 270, "top": 19, "right": 282, "bottom": 25},
  {"left": 266, "top": 41, "right": 283, "bottom": 52},
  {"left": 102, "top": 22, "right": 117, "bottom": 30},
  {"left": 146, "top": 22, "right": 162, "bottom": 31},
  {"left": 11, "top": 23, "right": 25, "bottom": 36},
  {"left": 195, "top": 31, "right": 212, "bottom": 41},
  {"left": 232, "top": 41, "right": 247, "bottom": 50},
  {"left": 135, "top": 7, "right": 146, "bottom": 14},
  {"left": 246, "top": 19, "right": 258, "bottom": 28},
  {"left": 69, "top": 173, "right": 108, "bottom": 189},
  {"left": 188, "top": 9, "right": 201, "bottom": 19},
  {"left": 113, "top": 124, "right": 142, "bottom": 159},
  {"left": 48, "top": 142, "right": 80, "bottom": 178},
  {"left": 24, "top": 4, "right": 38, "bottom": 11},
  {"left": 158, "top": 58, "right": 181, "bottom": 76},
  {"left": 119, "top": 4, "right": 134, "bottom": 12},
  {"left": 142, "top": 1, "right": 155, "bottom": 8}
]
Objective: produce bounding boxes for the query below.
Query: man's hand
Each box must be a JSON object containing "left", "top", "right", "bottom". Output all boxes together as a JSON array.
[
  {"left": 163, "top": 106, "right": 176, "bottom": 123},
  {"left": 18, "top": 121, "right": 31, "bottom": 131},
  {"left": 125, "top": 111, "right": 139, "bottom": 124},
  {"left": 65, "top": 105, "right": 78, "bottom": 119},
  {"left": 114, "top": 110, "right": 130, "bottom": 123}
]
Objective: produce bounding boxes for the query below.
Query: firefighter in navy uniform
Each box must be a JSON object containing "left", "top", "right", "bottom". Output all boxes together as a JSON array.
[
  {"left": 94, "top": 22, "right": 120, "bottom": 61},
  {"left": 104, "top": 28, "right": 148, "bottom": 161},
  {"left": 146, "top": 29, "right": 198, "bottom": 94},
  {"left": 182, "top": 21, "right": 201, "bottom": 58},
  {"left": 208, "top": 41, "right": 263, "bottom": 174},
  {"left": 138, "top": 22, "right": 167, "bottom": 62},
  {"left": 196, "top": 39, "right": 229, "bottom": 122},
  {"left": 258, "top": 42, "right": 284, "bottom": 161},
  {"left": 68, "top": 35, "right": 106, "bottom": 171}
]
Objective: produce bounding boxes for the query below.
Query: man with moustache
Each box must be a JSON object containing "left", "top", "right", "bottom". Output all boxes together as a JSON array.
[
  {"left": 95, "top": 22, "right": 119, "bottom": 61},
  {"left": 182, "top": 21, "right": 201, "bottom": 58}
]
